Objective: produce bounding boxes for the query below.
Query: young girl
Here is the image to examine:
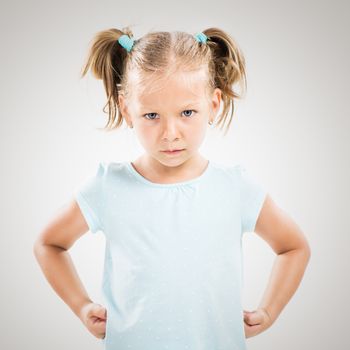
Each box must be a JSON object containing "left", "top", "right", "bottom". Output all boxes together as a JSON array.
[{"left": 33, "top": 27, "right": 311, "bottom": 350}]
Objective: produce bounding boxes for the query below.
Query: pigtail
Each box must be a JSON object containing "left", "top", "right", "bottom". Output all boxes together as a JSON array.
[
  {"left": 80, "top": 26, "right": 246, "bottom": 135},
  {"left": 80, "top": 27, "right": 134, "bottom": 131},
  {"left": 202, "top": 27, "right": 247, "bottom": 135}
]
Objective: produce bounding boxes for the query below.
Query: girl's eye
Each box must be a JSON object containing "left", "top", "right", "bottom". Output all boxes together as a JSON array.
[
  {"left": 143, "top": 110, "right": 196, "bottom": 120},
  {"left": 143, "top": 113, "right": 158, "bottom": 120},
  {"left": 182, "top": 110, "right": 196, "bottom": 118}
]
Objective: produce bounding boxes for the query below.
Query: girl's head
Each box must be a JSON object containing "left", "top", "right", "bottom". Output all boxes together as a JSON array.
[{"left": 81, "top": 27, "right": 246, "bottom": 165}]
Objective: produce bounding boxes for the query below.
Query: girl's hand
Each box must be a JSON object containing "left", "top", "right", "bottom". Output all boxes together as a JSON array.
[
  {"left": 79, "top": 302, "right": 107, "bottom": 339},
  {"left": 243, "top": 307, "right": 273, "bottom": 338}
]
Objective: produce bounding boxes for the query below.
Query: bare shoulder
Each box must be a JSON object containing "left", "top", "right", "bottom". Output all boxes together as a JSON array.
[
  {"left": 34, "top": 197, "right": 90, "bottom": 250},
  {"left": 255, "top": 194, "right": 311, "bottom": 255}
]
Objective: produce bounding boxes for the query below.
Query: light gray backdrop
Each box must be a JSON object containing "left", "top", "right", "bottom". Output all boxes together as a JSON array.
[{"left": 1, "top": 0, "right": 349, "bottom": 349}]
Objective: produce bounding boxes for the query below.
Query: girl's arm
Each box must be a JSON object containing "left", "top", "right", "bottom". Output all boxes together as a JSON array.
[
  {"left": 33, "top": 198, "right": 93, "bottom": 320},
  {"left": 252, "top": 194, "right": 311, "bottom": 326}
]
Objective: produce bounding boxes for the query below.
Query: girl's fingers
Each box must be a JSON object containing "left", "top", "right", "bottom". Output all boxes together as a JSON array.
[
  {"left": 247, "top": 324, "right": 261, "bottom": 333},
  {"left": 244, "top": 309, "right": 272, "bottom": 338},
  {"left": 244, "top": 323, "right": 262, "bottom": 338},
  {"left": 245, "top": 312, "right": 262, "bottom": 325},
  {"left": 93, "top": 305, "right": 107, "bottom": 320}
]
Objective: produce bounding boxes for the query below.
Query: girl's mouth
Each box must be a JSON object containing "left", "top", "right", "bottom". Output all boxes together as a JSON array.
[{"left": 162, "top": 149, "right": 185, "bottom": 155}]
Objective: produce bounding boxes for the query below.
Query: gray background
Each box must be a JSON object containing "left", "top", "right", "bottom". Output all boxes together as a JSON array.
[{"left": 1, "top": 0, "right": 349, "bottom": 349}]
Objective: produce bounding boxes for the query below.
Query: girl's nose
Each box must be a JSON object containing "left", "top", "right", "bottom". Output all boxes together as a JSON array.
[{"left": 161, "top": 118, "right": 181, "bottom": 141}]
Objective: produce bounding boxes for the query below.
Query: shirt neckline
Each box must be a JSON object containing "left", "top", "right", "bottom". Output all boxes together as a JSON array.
[{"left": 125, "top": 160, "right": 213, "bottom": 188}]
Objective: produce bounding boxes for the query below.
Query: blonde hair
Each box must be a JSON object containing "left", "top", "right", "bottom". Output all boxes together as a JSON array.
[{"left": 80, "top": 26, "right": 247, "bottom": 136}]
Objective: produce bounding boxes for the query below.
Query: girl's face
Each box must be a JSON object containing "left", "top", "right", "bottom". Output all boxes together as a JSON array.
[{"left": 119, "top": 69, "right": 221, "bottom": 169}]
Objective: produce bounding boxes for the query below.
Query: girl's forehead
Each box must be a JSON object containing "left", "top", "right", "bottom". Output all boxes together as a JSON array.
[{"left": 135, "top": 70, "right": 209, "bottom": 106}]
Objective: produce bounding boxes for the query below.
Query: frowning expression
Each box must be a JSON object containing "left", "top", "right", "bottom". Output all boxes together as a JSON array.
[{"left": 119, "top": 69, "right": 221, "bottom": 167}]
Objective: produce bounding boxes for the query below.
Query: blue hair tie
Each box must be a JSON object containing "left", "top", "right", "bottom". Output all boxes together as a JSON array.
[
  {"left": 194, "top": 32, "right": 208, "bottom": 44},
  {"left": 118, "top": 34, "right": 134, "bottom": 52},
  {"left": 118, "top": 32, "right": 207, "bottom": 51}
]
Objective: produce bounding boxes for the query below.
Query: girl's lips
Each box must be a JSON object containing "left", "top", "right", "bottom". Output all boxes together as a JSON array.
[{"left": 162, "top": 149, "right": 185, "bottom": 154}]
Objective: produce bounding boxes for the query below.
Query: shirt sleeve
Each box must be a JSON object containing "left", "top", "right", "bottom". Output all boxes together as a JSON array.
[
  {"left": 73, "top": 162, "right": 105, "bottom": 234},
  {"left": 237, "top": 164, "right": 267, "bottom": 235}
]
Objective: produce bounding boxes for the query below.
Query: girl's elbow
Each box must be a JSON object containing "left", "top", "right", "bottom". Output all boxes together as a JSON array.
[
  {"left": 296, "top": 230, "right": 311, "bottom": 259},
  {"left": 299, "top": 240, "right": 312, "bottom": 263},
  {"left": 33, "top": 239, "right": 46, "bottom": 259}
]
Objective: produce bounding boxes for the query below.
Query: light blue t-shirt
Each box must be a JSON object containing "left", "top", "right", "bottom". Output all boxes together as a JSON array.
[{"left": 74, "top": 160, "right": 267, "bottom": 350}]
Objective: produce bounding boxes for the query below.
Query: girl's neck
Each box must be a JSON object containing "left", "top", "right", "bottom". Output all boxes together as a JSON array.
[{"left": 131, "top": 154, "right": 209, "bottom": 184}]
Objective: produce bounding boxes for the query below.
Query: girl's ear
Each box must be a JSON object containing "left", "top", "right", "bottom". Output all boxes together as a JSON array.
[
  {"left": 118, "top": 94, "right": 132, "bottom": 126},
  {"left": 211, "top": 88, "right": 222, "bottom": 116}
]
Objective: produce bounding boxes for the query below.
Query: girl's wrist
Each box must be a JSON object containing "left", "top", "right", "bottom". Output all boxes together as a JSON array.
[
  {"left": 258, "top": 306, "right": 274, "bottom": 326},
  {"left": 72, "top": 297, "right": 94, "bottom": 320}
]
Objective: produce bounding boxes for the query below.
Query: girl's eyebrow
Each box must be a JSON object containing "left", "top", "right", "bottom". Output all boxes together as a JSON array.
[{"left": 183, "top": 102, "right": 201, "bottom": 107}]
